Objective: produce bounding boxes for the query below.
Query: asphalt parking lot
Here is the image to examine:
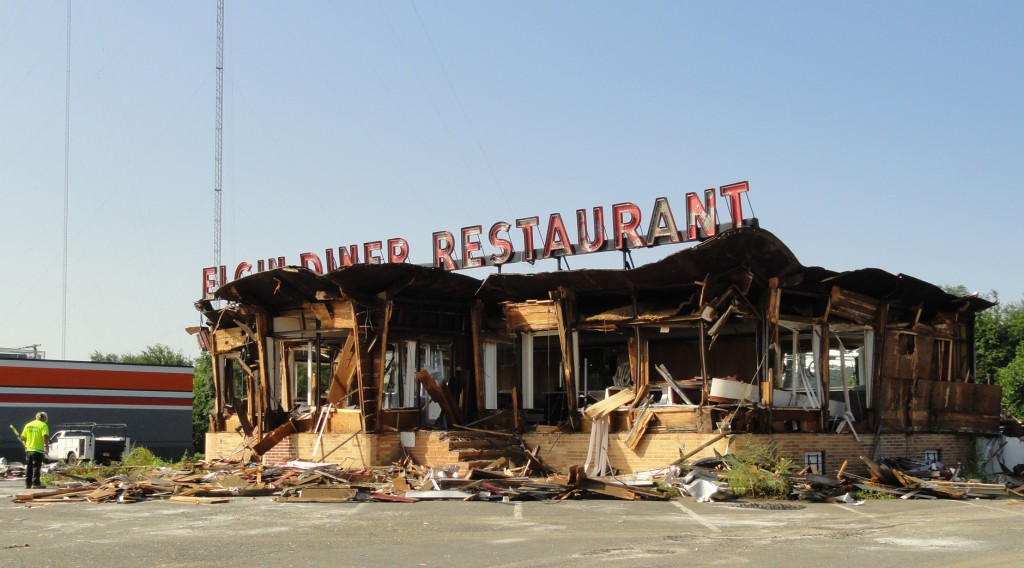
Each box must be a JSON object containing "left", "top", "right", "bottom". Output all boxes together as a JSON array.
[{"left": 1, "top": 479, "right": 1022, "bottom": 568}]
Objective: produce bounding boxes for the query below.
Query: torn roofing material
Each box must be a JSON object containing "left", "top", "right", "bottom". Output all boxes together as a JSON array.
[
  {"left": 478, "top": 226, "right": 803, "bottom": 303},
  {"left": 205, "top": 226, "right": 992, "bottom": 315},
  {"left": 213, "top": 263, "right": 481, "bottom": 308}
]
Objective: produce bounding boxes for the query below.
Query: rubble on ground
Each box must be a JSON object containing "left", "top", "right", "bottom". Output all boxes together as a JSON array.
[{"left": 9, "top": 451, "right": 1024, "bottom": 505}]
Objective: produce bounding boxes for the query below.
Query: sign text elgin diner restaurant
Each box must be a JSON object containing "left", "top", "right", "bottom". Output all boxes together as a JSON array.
[{"left": 201, "top": 181, "right": 753, "bottom": 299}]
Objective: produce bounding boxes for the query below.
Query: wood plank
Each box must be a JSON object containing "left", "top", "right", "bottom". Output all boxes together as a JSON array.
[
  {"left": 624, "top": 406, "right": 654, "bottom": 450},
  {"left": 583, "top": 388, "right": 636, "bottom": 420},
  {"left": 671, "top": 431, "right": 730, "bottom": 466},
  {"left": 503, "top": 301, "right": 558, "bottom": 332},
  {"left": 415, "top": 369, "right": 464, "bottom": 426},
  {"left": 326, "top": 333, "right": 357, "bottom": 405},
  {"left": 298, "top": 487, "right": 358, "bottom": 501},
  {"left": 168, "top": 495, "right": 229, "bottom": 504},
  {"left": 251, "top": 417, "right": 312, "bottom": 456},
  {"left": 212, "top": 327, "right": 247, "bottom": 354}
]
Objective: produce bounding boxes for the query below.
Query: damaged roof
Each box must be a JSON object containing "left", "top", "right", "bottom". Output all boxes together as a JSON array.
[
  {"left": 478, "top": 226, "right": 803, "bottom": 302},
  {"left": 205, "top": 226, "right": 991, "bottom": 315},
  {"left": 213, "top": 262, "right": 481, "bottom": 310}
]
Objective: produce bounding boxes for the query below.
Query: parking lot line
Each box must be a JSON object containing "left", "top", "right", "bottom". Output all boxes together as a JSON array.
[
  {"left": 338, "top": 503, "right": 365, "bottom": 515},
  {"left": 513, "top": 502, "right": 523, "bottom": 519},
  {"left": 670, "top": 500, "right": 720, "bottom": 532},
  {"left": 834, "top": 503, "right": 873, "bottom": 517},
  {"left": 952, "top": 499, "right": 1024, "bottom": 518}
]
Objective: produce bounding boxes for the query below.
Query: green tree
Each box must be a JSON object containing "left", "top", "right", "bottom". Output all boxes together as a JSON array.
[
  {"left": 997, "top": 343, "right": 1024, "bottom": 419},
  {"left": 191, "top": 353, "right": 214, "bottom": 453},
  {"left": 975, "top": 297, "right": 1024, "bottom": 386},
  {"left": 89, "top": 343, "right": 193, "bottom": 366}
]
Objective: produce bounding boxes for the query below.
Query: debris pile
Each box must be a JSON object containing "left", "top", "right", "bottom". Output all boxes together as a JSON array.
[
  {"left": 11, "top": 456, "right": 673, "bottom": 505},
  {"left": 11, "top": 453, "right": 1024, "bottom": 505}
]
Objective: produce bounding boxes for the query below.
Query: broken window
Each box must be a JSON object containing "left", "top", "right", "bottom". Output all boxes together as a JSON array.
[
  {"left": 379, "top": 339, "right": 455, "bottom": 416},
  {"left": 829, "top": 325, "right": 874, "bottom": 416},
  {"left": 774, "top": 323, "right": 822, "bottom": 409},
  {"left": 932, "top": 338, "right": 952, "bottom": 381},
  {"left": 898, "top": 332, "right": 916, "bottom": 355},
  {"left": 482, "top": 341, "right": 518, "bottom": 410},
  {"left": 382, "top": 341, "right": 416, "bottom": 410},
  {"left": 520, "top": 331, "right": 575, "bottom": 424},
  {"left": 578, "top": 330, "right": 631, "bottom": 402},
  {"left": 286, "top": 342, "right": 332, "bottom": 408}
]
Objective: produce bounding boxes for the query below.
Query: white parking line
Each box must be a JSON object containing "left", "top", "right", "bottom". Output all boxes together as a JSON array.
[
  {"left": 338, "top": 503, "right": 365, "bottom": 515},
  {"left": 952, "top": 499, "right": 1024, "bottom": 517},
  {"left": 834, "top": 504, "right": 873, "bottom": 517},
  {"left": 670, "top": 500, "right": 720, "bottom": 533},
  {"left": 513, "top": 502, "right": 523, "bottom": 519}
]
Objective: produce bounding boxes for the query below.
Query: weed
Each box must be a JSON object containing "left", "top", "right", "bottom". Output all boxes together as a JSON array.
[
  {"left": 722, "top": 441, "right": 795, "bottom": 499},
  {"left": 853, "top": 488, "right": 898, "bottom": 500}
]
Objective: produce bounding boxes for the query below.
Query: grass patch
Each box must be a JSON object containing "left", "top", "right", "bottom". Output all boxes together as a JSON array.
[
  {"left": 41, "top": 446, "right": 201, "bottom": 487},
  {"left": 853, "top": 488, "right": 899, "bottom": 500}
]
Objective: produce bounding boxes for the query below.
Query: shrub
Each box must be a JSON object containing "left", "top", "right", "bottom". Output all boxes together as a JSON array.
[{"left": 722, "top": 441, "right": 795, "bottom": 499}]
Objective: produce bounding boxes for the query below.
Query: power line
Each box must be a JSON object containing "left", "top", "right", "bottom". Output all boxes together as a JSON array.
[{"left": 61, "top": 0, "right": 72, "bottom": 359}]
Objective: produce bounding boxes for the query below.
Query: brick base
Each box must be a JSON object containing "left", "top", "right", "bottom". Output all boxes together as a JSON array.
[
  {"left": 206, "top": 430, "right": 977, "bottom": 476},
  {"left": 524, "top": 431, "right": 975, "bottom": 476}
]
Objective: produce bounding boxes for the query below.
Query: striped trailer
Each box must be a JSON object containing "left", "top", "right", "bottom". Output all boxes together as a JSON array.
[{"left": 0, "top": 359, "right": 193, "bottom": 461}]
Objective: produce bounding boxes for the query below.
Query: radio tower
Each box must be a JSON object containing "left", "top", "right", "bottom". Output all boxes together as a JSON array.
[{"left": 213, "top": 0, "right": 224, "bottom": 292}]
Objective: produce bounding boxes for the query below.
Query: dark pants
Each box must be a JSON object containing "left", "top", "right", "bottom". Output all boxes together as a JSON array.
[{"left": 25, "top": 451, "right": 44, "bottom": 488}]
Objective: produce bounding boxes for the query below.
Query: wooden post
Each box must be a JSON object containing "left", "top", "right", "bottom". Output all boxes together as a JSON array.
[
  {"left": 254, "top": 311, "right": 269, "bottom": 441},
  {"left": 872, "top": 302, "right": 889, "bottom": 433},
  {"left": 210, "top": 353, "right": 224, "bottom": 424},
  {"left": 552, "top": 287, "right": 578, "bottom": 428},
  {"left": 471, "top": 300, "right": 486, "bottom": 418},
  {"left": 818, "top": 322, "right": 830, "bottom": 430},
  {"left": 374, "top": 301, "right": 393, "bottom": 427},
  {"left": 699, "top": 321, "right": 709, "bottom": 405}
]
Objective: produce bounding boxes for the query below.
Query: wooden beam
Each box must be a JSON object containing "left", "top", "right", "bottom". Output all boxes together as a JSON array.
[
  {"left": 415, "top": 370, "right": 464, "bottom": 426},
  {"left": 254, "top": 311, "right": 269, "bottom": 441},
  {"left": 552, "top": 288, "right": 578, "bottom": 425},
  {"left": 584, "top": 388, "right": 635, "bottom": 420},
  {"left": 471, "top": 300, "right": 486, "bottom": 418},
  {"left": 373, "top": 301, "right": 393, "bottom": 424},
  {"left": 326, "top": 333, "right": 357, "bottom": 405},
  {"left": 671, "top": 431, "right": 731, "bottom": 466}
]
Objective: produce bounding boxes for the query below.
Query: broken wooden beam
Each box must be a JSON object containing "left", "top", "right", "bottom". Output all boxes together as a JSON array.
[{"left": 415, "top": 369, "right": 464, "bottom": 426}]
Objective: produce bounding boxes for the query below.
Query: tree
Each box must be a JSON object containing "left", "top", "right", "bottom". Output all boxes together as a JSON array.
[
  {"left": 89, "top": 343, "right": 193, "bottom": 366},
  {"left": 975, "top": 297, "right": 1024, "bottom": 386},
  {"left": 191, "top": 353, "right": 214, "bottom": 454},
  {"left": 998, "top": 344, "right": 1024, "bottom": 419}
]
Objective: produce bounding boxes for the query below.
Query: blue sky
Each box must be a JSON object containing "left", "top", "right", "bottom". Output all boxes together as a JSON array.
[{"left": 1, "top": 1, "right": 1021, "bottom": 361}]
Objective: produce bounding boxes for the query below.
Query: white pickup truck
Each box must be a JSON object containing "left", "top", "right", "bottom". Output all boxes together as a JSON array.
[{"left": 46, "top": 423, "right": 131, "bottom": 465}]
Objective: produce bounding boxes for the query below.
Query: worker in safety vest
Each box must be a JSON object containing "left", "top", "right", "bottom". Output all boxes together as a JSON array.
[{"left": 20, "top": 412, "right": 50, "bottom": 489}]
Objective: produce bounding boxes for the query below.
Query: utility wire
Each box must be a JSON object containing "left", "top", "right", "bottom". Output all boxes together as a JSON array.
[
  {"left": 409, "top": 0, "right": 513, "bottom": 213},
  {"left": 61, "top": 0, "right": 72, "bottom": 359}
]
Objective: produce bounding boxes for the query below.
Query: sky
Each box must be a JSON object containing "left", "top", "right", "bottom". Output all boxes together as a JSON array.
[{"left": 1, "top": 1, "right": 1021, "bottom": 362}]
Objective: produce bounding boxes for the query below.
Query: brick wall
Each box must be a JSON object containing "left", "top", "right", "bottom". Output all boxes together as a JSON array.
[
  {"left": 205, "top": 432, "right": 249, "bottom": 460},
  {"left": 206, "top": 431, "right": 391, "bottom": 468},
  {"left": 402, "top": 431, "right": 461, "bottom": 468},
  {"left": 208, "top": 430, "right": 975, "bottom": 475},
  {"left": 524, "top": 431, "right": 975, "bottom": 475}
]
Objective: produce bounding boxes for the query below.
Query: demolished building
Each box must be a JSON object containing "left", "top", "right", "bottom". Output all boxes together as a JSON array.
[{"left": 193, "top": 225, "right": 1000, "bottom": 477}]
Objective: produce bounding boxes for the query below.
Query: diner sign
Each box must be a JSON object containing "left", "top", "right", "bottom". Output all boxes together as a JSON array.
[{"left": 202, "top": 181, "right": 752, "bottom": 299}]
